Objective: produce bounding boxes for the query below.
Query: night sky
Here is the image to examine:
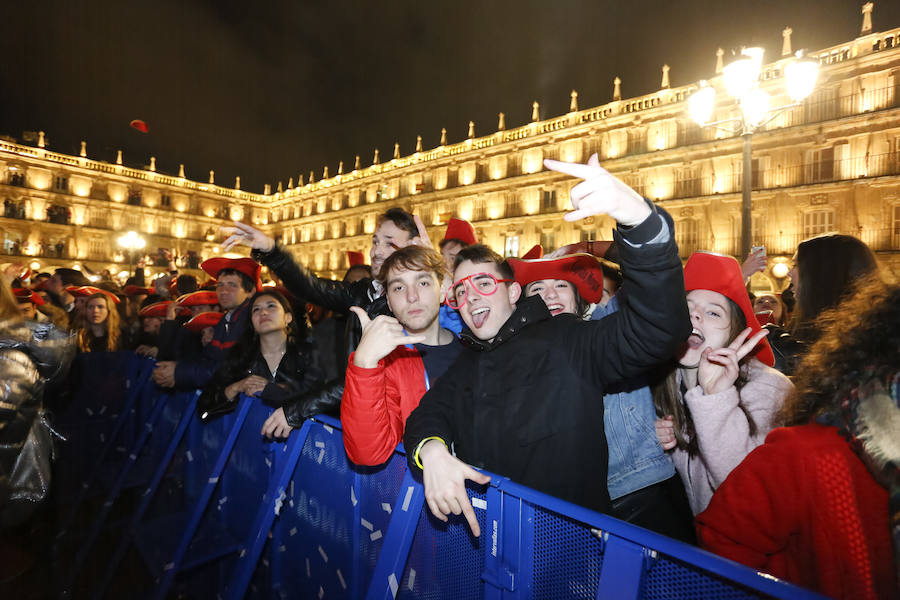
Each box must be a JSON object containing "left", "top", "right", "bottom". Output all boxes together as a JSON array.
[{"left": 3, "top": 1, "right": 899, "bottom": 193}]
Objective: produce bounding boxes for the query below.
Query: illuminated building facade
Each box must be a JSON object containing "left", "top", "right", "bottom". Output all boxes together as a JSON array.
[{"left": 2, "top": 6, "right": 899, "bottom": 291}]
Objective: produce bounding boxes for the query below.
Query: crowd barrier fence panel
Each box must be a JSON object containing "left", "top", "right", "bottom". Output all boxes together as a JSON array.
[{"left": 60, "top": 354, "right": 827, "bottom": 600}]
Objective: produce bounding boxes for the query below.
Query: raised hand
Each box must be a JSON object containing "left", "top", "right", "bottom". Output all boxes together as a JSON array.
[
  {"left": 740, "top": 247, "right": 767, "bottom": 280},
  {"left": 544, "top": 153, "right": 651, "bottom": 226},
  {"left": 410, "top": 214, "right": 434, "bottom": 249},
  {"left": 698, "top": 327, "right": 769, "bottom": 396},
  {"left": 350, "top": 306, "right": 426, "bottom": 368},
  {"left": 220, "top": 221, "right": 276, "bottom": 253},
  {"left": 419, "top": 440, "right": 491, "bottom": 537}
]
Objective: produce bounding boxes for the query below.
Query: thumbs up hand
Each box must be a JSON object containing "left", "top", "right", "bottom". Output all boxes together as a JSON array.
[{"left": 350, "top": 306, "right": 426, "bottom": 368}]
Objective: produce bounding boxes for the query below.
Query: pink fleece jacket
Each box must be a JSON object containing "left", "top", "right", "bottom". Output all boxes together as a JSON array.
[{"left": 671, "top": 358, "right": 793, "bottom": 515}]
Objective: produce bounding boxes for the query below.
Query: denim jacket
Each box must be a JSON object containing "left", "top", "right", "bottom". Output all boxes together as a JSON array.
[{"left": 592, "top": 295, "right": 674, "bottom": 499}]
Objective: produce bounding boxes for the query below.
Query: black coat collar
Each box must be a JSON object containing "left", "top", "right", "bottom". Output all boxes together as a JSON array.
[{"left": 460, "top": 295, "right": 551, "bottom": 351}]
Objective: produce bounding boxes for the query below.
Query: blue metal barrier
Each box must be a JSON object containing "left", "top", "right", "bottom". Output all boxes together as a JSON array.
[{"left": 57, "top": 353, "right": 827, "bottom": 600}]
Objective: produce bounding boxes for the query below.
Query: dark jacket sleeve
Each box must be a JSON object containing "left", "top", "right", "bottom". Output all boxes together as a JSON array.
[
  {"left": 569, "top": 205, "right": 691, "bottom": 385},
  {"left": 252, "top": 243, "right": 370, "bottom": 314},
  {"left": 402, "top": 358, "right": 462, "bottom": 475}
]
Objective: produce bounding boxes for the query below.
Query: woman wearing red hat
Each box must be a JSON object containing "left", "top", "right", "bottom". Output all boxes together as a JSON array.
[
  {"left": 198, "top": 290, "right": 323, "bottom": 438},
  {"left": 74, "top": 292, "right": 121, "bottom": 353},
  {"left": 653, "top": 252, "right": 793, "bottom": 515},
  {"left": 510, "top": 254, "right": 695, "bottom": 542}
]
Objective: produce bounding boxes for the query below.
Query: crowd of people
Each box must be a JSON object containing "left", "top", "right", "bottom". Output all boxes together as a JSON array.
[{"left": 0, "top": 154, "right": 896, "bottom": 597}]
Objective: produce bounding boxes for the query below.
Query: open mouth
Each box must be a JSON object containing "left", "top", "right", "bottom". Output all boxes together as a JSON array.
[
  {"left": 545, "top": 303, "right": 565, "bottom": 315},
  {"left": 687, "top": 327, "right": 705, "bottom": 349},
  {"left": 469, "top": 306, "right": 490, "bottom": 328}
]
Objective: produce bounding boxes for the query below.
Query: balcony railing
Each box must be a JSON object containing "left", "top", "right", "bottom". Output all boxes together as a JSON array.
[{"left": 675, "top": 226, "right": 900, "bottom": 259}]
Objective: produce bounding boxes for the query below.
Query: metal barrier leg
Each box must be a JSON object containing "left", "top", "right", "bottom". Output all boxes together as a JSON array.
[
  {"left": 364, "top": 471, "right": 425, "bottom": 600},
  {"left": 222, "top": 419, "right": 314, "bottom": 600},
  {"left": 481, "top": 486, "right": 535, "bottom": 600},
  {"left": 149, "top": 395, "right": 254, "bottom": 600},
  {"left": 61, "top": 384, "right": 172, "bottom": 594},
  {"left": 596, "top": 535, "right": 647, "bottom": 600},
  {"left": 92, "top": 390, "right": 200, "bottom": 600}
]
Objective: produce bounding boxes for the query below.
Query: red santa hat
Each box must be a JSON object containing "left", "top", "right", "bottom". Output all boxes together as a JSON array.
[
  {"left": 175, "top": 290, "right": 219, "bottom": 307},
  {"left": 346, "top": 251, "right": 366, "bottom": 267},
  {"left": 441, "top": 218, "right": 478, "bottom": 247},
  {"left": 139, "top": 301, "right": 189, "bottom": 318},
  {"left": 66, "top": 285, "right": 121, "bottom": 305},
  {"left": 508, "top": 253, "right": 605, "bottom": 304},
  {"left": 683, "top": 251, "right": 775, "bottom": 367},
  {"left": 12, "top": 288, "right": 44, "bottom": 306},
  {"left": 200, "top": 257, "right": 262, "bottom": 291},
  {"left": 183, "top": 311, "right": 224, "bottom": 333},
  {"left": 122, "top": 285, "right": 155, "bottom": 296},
  {"left": 521, "top": 244, "right": 544, "bottom": 260}
]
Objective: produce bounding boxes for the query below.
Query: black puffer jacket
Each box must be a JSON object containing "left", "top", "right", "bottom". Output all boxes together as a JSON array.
[
  {"left": 251, "top": 244, "right": 390, "bottom": 425},
  {"left": 0, "top": 321, "right": 74, "bottom": 509},
  {"left": 404, "top": 206, "right": 690, "bottom": 514},
  {"left": 197, "top": 341, "right": 325, "bottom": 422}
]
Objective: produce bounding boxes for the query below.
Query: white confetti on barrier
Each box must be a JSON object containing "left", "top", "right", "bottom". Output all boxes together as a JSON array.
[
  {"left": 317, "top": 448, "right": 325, "bottom": 464},
  {"left": 370, "top": 530, "right": 382, "bottom": 541},
  {"left": 278, "top": 545, "right": 286, "bottom": 553},
  {"left": 388, "top": 573, "right": 399, "bottom": 598},
  {"left": 129, "top": 453, "right": 137, "bottom": 460},
  {"left": 265, "top": 457, "right": 272, "bottom": 468},
  {"left": 99, "top": 405, "right": 107, "bottom": 414},
  {"left": 208, "top": 477, "right": 219, "bottom": 484},
  {"left": 186, "top": 450, "right": 193, "bottom": 462},
  {"left": 318, "top": 545, "right": 328, "bottom": 563},
  {"left": 240, "top": 549, "right": 247, "bottom": 558},
  {"left": 323, "top": 424, "right": 333, "bottom": 434},
  {"left": 360, "top": 518, "right": 373, "bottom": 531},
  {"left": 306, "top": 558, "right": 311, "bottom": 577},
  {"left": 289, "top": 527, "right": 297, "bottom": 537},
  {"left": 401, "top": 486, "right": 414, "bottom": 512},
  {"left": 350, "top": 486, "right": 358, "bottom": 506},
  {"left": 218, "top": 496, "right": 228, "bottom": 505},
  {"left": 318, "top": 586, "right": 324, "bottom": 599},
  {"left": 315, "top": 440, "right": 325, "bottom": 448},
  {"left": 86, "top": 408, "right": 93, "bottom": 416},
  {"left": 408, "top": 568, "right": 416, "bottom": 590},
  {"left": 337, "top": 568, "right": 347, "bottom": 589},
  {"left": 262, "top": 558, "right": 269, "bottom": 567},
  {"left": 273, "top": 489, "right": 287, "bottom": 516},
  {"left": 472, "top": 497, "right": 487, "bottom": 510},
  {"left": 382, "top": 502, "right": 392, "bottom": 514},
  {"left": 164, "top": 562, "right": 174, "bottom": 571}
]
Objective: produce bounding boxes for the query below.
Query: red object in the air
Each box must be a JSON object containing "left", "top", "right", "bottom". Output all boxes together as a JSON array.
[{"left": 130, "top": 119, "right": 150, "bottom": 133}]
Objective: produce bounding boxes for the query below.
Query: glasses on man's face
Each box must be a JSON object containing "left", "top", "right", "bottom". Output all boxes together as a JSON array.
[{"left": 446, "top": 272, "right": 512, "bottom": 309}]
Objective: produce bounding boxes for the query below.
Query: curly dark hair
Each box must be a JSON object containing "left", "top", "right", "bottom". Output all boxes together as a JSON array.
[{"left": 781, "top": 276, "right": 900, "bottom": 426}]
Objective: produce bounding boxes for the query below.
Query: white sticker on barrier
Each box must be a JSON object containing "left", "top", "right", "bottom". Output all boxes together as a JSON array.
[
  {"left": 323, "top": 424, "right": 333, "bottom": 434},
  {"left": 318, "top": 586, "right": 324, "bottom": 599},
  {"left": 273, "top": 489, "right": 286, "bottom": 516},
  {"left": 318, "top": 545, "right": 328, "bottom": 563},
  {"left": 370, "top": 530, "right": 382, "bottom": 541},
  {"left": 86, "top": 407, "right": 93, "bottom": 416},
  {"left": 382, "top": 502, "right": 392, "bottom": 514},
  {"left": 99, "top": 405, "right": 107, "bottom": 415},
  {"left": 240, "top": 549, "right": 246, "bottom": 558},
  {"left": 186, "top": 450, "right": 193, "bottom": 462},
  {"left": 208, "top": 477, "right": 219, "bottom": 484},
  {"left": 388, "top": 573, "right": 399, "bottom": 598},
  {"left": 337, "top": 568, "right": 347, "bottom": 590},
  {"left": 408, "top": 568, "right": 416, "bottom": 590},
  {"left": 350, "top": 486, "right": 358, "bottom": 506},
  {"left": 306, "top": 558, "right": 311, "bottom": 578},
  {"left": 472, "top": 498, "right": 487, "bottom": 510},
  {"left": 361, "top": 518, "right": 373, "bottom": 531},
  {"left": 317, "top": 448, "right": 325, "bottom": 464},
  {"left": 315, "top": 440, "right": 325, "bottom": 448},
  {"left": 401, "top": 486, "right": 414, "bottom": 512},
  {"left": 218, "top": 496, "right": 228, "bottom": 505},
  {"left": 265, "top": 457, "right": 272, "bottom": 468},
  {"left": 289, "top": 527, "right": 297, "bottom": 536},
  {"left": 278, "top": 545, "right": 286, "bottom": 553},
  {"left": 164, "top": 562, "right": 174, "bottom": 571}
]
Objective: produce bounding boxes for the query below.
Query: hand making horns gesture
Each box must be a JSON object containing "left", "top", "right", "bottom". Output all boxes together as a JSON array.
[
  {"left": 698, "top": 327, "right": 770, "bottom": 396},
  {"left": 349, "top": 306, "right": 426, "bottom": 369},
  {"left": 220, "top": 221, "right": 276, "bottom": 253},
  {"left": 543, "top": 153, "right": 652, "bottom": 227}
]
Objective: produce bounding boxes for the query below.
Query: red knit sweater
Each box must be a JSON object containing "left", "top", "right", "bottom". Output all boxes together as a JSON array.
[{"left": 696, "top": 425, "right": 897, "bottom": 600}]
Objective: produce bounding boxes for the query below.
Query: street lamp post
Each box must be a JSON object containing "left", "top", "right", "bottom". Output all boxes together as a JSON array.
[
  {"left": 117, "top": 230, "right": 146, "bottom": 277},
  {"left": 688, "top": 47, "right": 819, "bottom": 260}
]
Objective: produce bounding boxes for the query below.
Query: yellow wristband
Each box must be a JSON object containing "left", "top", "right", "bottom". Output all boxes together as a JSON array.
[{"left": 413, "top": 436, "right": 447, "bottom": 470}]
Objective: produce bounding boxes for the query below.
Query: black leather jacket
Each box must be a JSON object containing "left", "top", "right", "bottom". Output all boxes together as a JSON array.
[
  {"left": 197, "top": 342, "right": 325, "bottom": 423},
  {"left": 251, "top": 243, "right": 390, "bottom": 426}
]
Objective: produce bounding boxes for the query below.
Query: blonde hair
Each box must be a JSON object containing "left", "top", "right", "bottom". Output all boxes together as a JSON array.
[
  {"left": 76, "top": 293, "right": 120, "bottom": 352},
  {"left": 0, "top": 279, "right": 24, "bottom": 323}
]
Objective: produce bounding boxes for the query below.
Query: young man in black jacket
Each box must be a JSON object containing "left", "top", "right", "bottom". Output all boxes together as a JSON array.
[{"left": 402, "top": 155, "right": 691, "bottom": 537}]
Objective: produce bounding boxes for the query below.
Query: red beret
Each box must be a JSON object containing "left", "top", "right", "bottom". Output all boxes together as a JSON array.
[
  {"left": 521, "top": 244, "right": 544, "bottom": 260},
  {"left": 183, "top": 311, "right": 224, "bottom": 333},
  {"left": 683, "top": 252, "right": 775, "bottom": 367},
  {"left": 442, "top": 218, "right": 478, "bottom": 246},
  {"left": 175, "top": 290, "right": 219, "bottom": 307},
  {"left": 66, "top": 286, "right": 121, "bottom": 305},
  {"left": 346, "top": 251, "right": 366, "bottom": 267},
  {"left": 200, "top": 278, "right": 218, "bottom": 291},
  {"left": 13, "top": 288, "right": 44, "bottom": 306},
  {"left": 123, "top": 285, "right": 154, "bottom": 296},
  {"left": 139, "top": 301, "right": 188, "bottom": 318},
  {"left": 201, "top": 257, "right": 262, "bottom": 291},
  {"left": 508, "top": 253, "right": 605, "bottom": 304}
]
